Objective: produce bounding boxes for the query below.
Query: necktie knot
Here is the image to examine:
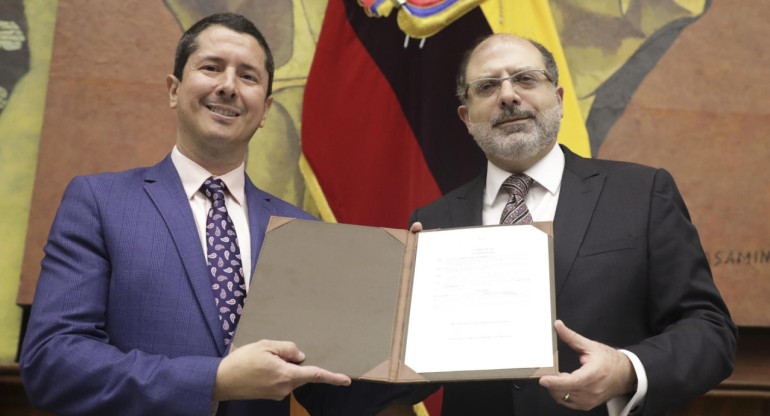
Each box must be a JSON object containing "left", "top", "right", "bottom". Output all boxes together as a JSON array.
[
  {"left": 500, "top": 173, "right": 534, "bottom": 225},
  {"left": 200, "top": 177, "right": 226, "bottom": 203},
  {"left": 501, "top": 173, "right": 533, "bottom": 198}
]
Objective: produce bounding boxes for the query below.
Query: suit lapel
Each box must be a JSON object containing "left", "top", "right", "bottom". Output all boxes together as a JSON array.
[
  {"left": 553, "top": 146, "right": 605, "bottom": 297},
  {"left": 143, "top": 156, "right": 226, "bottom": 355},
  {"left": 448, "top": 173, "right": 485, "bottom": 227},
  {"left": 245, "top": 175, "right": 271, "bottom": 282}
]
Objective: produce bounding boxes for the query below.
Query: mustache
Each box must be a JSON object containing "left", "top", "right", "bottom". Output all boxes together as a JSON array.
[{"left": 490, "top": 107, "right": 537, "bottom": 126}]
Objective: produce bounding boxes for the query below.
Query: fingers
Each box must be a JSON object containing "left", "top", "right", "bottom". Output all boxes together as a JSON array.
[
  {"left": 291, "top": 365, "right": 351, "bottom": 387},
  {"left": 540, "top": 377, "right": 592, "bottom": 410},
  {"left": 554, "top": 319, "right": 590, "bottom": 354},
  {"left": 541, "top": 321, "right": 599, "bottom": 391},
  {"left": 539, "top": 371, "right": 580, "bottom": 393},
  {"left": 214, "top": 340, "right": 352, "bottom": 402},
  {"left": 258, "top": 363, "right": 351, "bottom": 401},
  {"left": 538, "top": 375, "right": 581, "bottom": 409},
  {"left": 540, "top": 322, "right": 636, "bottom": 410},
  {"left": 410, "top": 222, "right": 424, "bottom": 233},
  {"left": 258, "top": 340, "right": 351, "bottom": 387},
  {"left": 552, "top": 390, "right": 578, "bottom": 409}
]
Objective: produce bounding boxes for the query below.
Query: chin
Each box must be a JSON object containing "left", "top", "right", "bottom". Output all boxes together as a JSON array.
[{"left": 478, "top": 134, "right": 536, "bottom": 159}]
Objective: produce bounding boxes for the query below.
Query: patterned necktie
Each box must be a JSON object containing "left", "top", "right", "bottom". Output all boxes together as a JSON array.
[
  {"left": 499, "top": 173, "right": 535, "bottom": 224},
  {"left": 200, "top": 177, "right": 246, "bottom": 345}
]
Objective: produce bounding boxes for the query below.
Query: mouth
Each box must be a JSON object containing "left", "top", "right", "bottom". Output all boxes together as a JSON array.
[
  {"left": 206, "top": 105, "right": 240, "bottom": 118},
  {"left": 493, "top": 116, "right": 531, "bottom": 127}
]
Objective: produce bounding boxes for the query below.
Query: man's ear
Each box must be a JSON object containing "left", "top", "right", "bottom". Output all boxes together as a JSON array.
[
  {"left": 258, "top": 95, "right": 274, "bottom": 128},
  {"left": 167, "top": 75, "right": 180, "bottom": 109},
  {"left": 458, "top": 105, "right": 472, "bottom": 133},
  {"left": 555, "top": 86, "right": 565, "bottom": 118}
]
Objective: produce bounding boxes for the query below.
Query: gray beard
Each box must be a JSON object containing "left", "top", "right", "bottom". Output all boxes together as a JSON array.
[{"left": 469, "top": 104, "right": 562, "bottom": 163}]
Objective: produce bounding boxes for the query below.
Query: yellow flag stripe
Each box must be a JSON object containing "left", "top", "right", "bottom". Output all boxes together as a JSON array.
[
  {"left": 413, "top": 401, "right": 431, "bottom": 416},
  {"left": 299, "top": 154, "right": 338, "bottom": 223}
]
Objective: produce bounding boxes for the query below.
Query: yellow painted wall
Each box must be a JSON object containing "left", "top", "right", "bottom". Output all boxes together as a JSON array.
[{"left": 0, "top": 0, "right": 57, "bottom": 362}]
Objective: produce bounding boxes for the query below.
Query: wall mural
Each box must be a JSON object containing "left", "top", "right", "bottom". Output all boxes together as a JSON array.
[
  {"left": 0, "top": 0, "right": 29, "bottom": 116},
  {"left": 0, "top": 0, "right": 56, "bottom": 362},
  {"left": 4, "top": 0, "right": 768, "bottom": 370}
]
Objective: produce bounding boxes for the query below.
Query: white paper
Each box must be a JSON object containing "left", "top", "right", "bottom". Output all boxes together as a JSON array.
[{"left": 404, "top": 225, "right": 554, "bottom": 373}]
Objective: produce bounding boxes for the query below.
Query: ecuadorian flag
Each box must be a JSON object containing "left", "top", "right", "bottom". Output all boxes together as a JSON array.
[{"left": 301, "top": 2, "right": 590, "bottom": 411}]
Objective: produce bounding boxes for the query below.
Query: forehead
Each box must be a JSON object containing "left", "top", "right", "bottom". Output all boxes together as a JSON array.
[
  {"left": 188, "top": 25, "right": 266, "bottom": 68},
  {"left": 466, "top": 36, "right": 544, "bottom": 79}
]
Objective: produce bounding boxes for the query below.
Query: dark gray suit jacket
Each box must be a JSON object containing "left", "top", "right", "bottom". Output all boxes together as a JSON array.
[{"left": 409, "top": 145, "right": 736, "bottom": 416}]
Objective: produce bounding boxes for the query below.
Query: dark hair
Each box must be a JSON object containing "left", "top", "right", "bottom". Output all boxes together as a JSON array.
[
  {"left": 173, "top": 13, "right": 275, "bottom": 97},
  {"left": 455, "top": 34, "right": 559, "bottom": 104}
]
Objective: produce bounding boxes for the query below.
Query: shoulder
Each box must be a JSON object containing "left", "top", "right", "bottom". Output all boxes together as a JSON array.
[
  {"left": 561, "top": 146, "right": 685, "bottom": 215},
  {"left": 61, "top": 165, "right": 156, "bottom": 203},
  {"left": 419, "top": 177, "right": 478, "bottom": 210},
  {"left": 245, "top": 180, "right": 316, "bottom": 221},
  {"left": 562, "top": 145, "right": 659, "bottom": 175},
  {"left": 561, "top": 145, "right": 672, "bottom": 188},
  {"left": 410, "top": 173, "right": 484, "bottom": 228}
]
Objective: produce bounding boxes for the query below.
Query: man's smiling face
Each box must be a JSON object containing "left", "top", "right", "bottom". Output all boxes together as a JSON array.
[{"left": 168, "top": 24, "right": 272, "bottom": 162}]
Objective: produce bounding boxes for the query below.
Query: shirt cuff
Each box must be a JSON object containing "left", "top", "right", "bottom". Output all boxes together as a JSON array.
[{"left": 606, "top": 349, "right": 647, "bottom": 416}]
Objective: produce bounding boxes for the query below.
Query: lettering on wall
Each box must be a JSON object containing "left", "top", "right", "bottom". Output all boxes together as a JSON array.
[{"left": 705, "top": 249, "right": 770, "bottom": 267}]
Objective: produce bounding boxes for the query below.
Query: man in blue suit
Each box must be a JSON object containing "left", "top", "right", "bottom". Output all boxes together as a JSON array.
[{"left": 20, "top": 13, "right": 416, "bottom": 416}]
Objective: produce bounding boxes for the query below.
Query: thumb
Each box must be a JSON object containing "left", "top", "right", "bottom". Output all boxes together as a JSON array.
[
  {"left": 261, "top": 340, "right": 306, "bottom": 363},
  {"left": 554, "top": 320, "right": 591, "bottom": 354}
]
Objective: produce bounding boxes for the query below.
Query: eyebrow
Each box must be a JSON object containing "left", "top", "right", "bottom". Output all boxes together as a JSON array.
[
  {"left": 474, "top": 66, "right": 538, "bottom": 80},
  {"left": 196, "top": 55, "right": 262, "bottom": 73}
]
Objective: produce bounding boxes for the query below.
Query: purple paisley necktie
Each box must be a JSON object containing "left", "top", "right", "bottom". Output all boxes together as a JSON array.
[
  {"left": 500, "top": 173, "right": 534, "bottom": 224},
  {"left": 200, "top": 177, "right": 246, "bottom": 345}
]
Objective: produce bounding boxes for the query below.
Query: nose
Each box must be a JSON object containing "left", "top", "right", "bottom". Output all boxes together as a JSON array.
[
  {"left": 216, "top": 71, "right": 237, "bottom": 98},
  {"left": 498, "top": 78, "right": 521, "bottom": 108}
]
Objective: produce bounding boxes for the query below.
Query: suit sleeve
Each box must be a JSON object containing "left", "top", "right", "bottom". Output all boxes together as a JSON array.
[
  {"left": 626, "top": 169, "right": 737, "bottom": 415},
  {"left": 20, "top": 176, "right": 221, "bottom": 416}
]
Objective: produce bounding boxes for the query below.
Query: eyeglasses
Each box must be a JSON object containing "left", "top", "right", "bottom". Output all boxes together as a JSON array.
[{"left": 465, "top": 69, "right": 552, "bottom": 99}]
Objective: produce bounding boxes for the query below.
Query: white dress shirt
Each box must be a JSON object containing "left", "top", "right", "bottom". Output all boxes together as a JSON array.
[
  {"left": 170, "top": 146, "right": 253, "bottom": 292},
  {"left": 481, "top": 144, "right": 647, "bottom": 416}
]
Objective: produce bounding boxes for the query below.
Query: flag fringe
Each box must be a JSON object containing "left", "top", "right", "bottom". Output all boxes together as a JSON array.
[{"left": 413, "top": 401, "right": 430, "bottom": 416}]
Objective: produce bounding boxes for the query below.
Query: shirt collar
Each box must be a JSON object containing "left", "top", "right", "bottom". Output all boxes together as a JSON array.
[
  {"left": 170, "top": 145, "right": 246, "bottom": 207},
  {"left": 484, "top": 143, "right": 564, "bottom": 205}
]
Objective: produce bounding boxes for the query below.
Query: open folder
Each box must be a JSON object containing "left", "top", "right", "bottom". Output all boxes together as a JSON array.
[{"left": 231, "top": 216, "right": 558, "bottom": 383}]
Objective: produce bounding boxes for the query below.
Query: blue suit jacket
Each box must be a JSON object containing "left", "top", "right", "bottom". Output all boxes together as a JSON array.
[{"left": 20, "top": 155, "right": 319, "bottom": 415}]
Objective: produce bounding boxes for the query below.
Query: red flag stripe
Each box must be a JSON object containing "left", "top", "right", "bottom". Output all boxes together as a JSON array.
[{"left": 303, "top": 0, "right": 441, "bottom": 228}]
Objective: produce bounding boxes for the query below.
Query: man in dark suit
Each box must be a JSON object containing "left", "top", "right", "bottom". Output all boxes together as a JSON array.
[
  {"left": 410, "top": 34, "right": 737, "bottom": 416},
  {"left": 20, "top": 13, "right": 418, "bottom": 416}
]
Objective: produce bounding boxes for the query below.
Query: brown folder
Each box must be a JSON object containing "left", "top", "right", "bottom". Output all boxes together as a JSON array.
[{"left": 231, "top": 216, "right": 558, "bottom": 383}]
